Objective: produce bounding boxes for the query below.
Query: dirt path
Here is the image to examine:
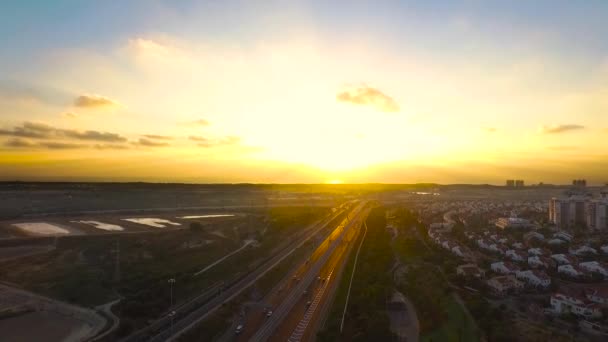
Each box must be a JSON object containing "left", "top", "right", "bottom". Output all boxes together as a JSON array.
[{"left": 389, "top": 225, "right": 419, "bottom": 342}]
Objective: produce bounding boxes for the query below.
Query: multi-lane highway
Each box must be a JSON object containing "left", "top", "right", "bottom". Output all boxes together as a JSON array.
[
  {"left": 244, "top": 202, "right": 368, "bottom": 342},
  {"left": 126, "top": 203, "right": 352, "bottom": 342},
  {"left": 225, "top": 205, "right": 363, "bottom": 342}
]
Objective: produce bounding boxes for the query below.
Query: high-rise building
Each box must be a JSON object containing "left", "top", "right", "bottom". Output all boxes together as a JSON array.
[
  {"left": 572, "top": 179, "right": 587, "bottom": 187},
  {"left": 515, "top": 180, "right": 524, "bottom": 187},
  {"left": 550, "top": 193, "right": 608, "bottom": 230},
  {"left": 506, "top": 180, "right": 515, "bottom": 187}
]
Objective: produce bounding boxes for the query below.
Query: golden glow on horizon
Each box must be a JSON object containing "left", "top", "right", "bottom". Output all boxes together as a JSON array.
[{"left": 1, "top": 23, "right": 608, "bottom": 183}]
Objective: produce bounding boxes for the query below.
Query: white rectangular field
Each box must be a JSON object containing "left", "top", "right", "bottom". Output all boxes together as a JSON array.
[
  {"left": 178, "top": 214, "right": 235, "bottom": 219},
  {"left": 12, "top": 222, "right": 71, "bottom": 236},
  {"left": 122, "top": 218, "right": 181, "bottom": 228},
  {"left": 73, "top": 221, "right": 124, "bottom": 231}
]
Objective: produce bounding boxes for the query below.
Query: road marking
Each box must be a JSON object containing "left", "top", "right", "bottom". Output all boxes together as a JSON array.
[{"left": 288, "top": 268, "right": 335, "bottom": 342}]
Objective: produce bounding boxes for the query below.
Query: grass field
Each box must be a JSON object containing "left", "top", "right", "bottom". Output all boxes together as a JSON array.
[{"left": 420, "top": 294, "right": 479, "bottom": 342}]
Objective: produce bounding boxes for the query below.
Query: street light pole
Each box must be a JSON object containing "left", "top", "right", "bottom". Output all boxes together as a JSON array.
[
  {"left": 168, "top": 278, "right": 176, "bottom": 308},
  {"left": 168, "top": 278, "right": 176, "bottom": 335}
]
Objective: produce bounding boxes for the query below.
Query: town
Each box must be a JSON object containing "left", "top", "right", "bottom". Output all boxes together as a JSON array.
[{"left": 415, "top": 180, "right": 608, "bottom": 340}]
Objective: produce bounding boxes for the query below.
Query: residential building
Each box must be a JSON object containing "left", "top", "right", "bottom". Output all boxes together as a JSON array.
[
  {"left": 554, "top": 232, "right": 573, "bottom": 242},
  {"left": 524, "top": 231, "right": 545, "bottom": 242},
  {"left": 550, "top": 193, "right": 608, "bottom": 230},
  {"left": 491, "top": 261, "right": 519, "bottom": 274},
  {"left": 528, "top": 247, "right": 544, "bottom": 256},
  {"left": 515, "top": 270, "right": 551, "bottom": 287},
  {"left": 586, "top": 198, "right": 608, "bottom": 230},
  {"left": 569, "top": 245, "right": 598, "bottom": 256},
  {"left": 487, "top": 275, "right": 524, "bottom": 294},
  {"left": 558, "top": 264, "right": 586, "bottom": 278},
  {"left": 586, "top": 287, "right": 608, "bottom": 306},
  {"left": 456, "top": 264, "right": 485, "bottom": 278},
  {"left": 528, "top": 255, "right": 554, "bottom": 269},
  {"left": 551, "top": 254, "right": 578, "bottom": 265},
  {"left": 572, "top": 179, "right": 587, "bottom": 187},
  {"left": 551, "top": 290, "right": 602, "bottom": 318},
  {"left": 506, "top": 249, "right": 527, "bottom": 262},
  {"left": 496, "top": 217, "right": 531, "bottom": 230},
  {"left": 549, "top": 195, "right": 589, "bottom": 228},
  {"left": 512, "top": 242, "right": 525, "bottom": 249},
  {"left": 547, "top": 238, "right": 566, "bottom": 246},
  {"left": 451, "top": 245, "right": 465, "bottom": 257},
  {"left": 579, "top": 261, "right": 608, "bottom": 277}
]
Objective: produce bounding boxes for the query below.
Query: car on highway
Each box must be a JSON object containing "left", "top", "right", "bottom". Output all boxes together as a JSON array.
[
  {"left": 235, "top": 324, "right": 244, "bottom": 334},
  {"left": 266, "top": 310, "right": 273, "bottom": 317},
  {"left": 306, "top": 301, "right": 312, "bottom": 307}
]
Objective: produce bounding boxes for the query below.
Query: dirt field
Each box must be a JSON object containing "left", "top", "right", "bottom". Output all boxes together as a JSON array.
[{"left": 0, "top": 310, "right": 97, "bottom": 342}]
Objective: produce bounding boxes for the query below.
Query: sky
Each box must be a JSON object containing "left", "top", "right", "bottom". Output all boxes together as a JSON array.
[{"left": 1, "top": 0, "right": 608, "bottom": 184}]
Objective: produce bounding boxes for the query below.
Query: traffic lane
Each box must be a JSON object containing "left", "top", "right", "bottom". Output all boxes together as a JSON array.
[
  {"left": 269, "top": 232, "right": 351, "bottom": 342},
  {"left": 233, "top": 212, "right": 354, "bottom": 341},
  {"left": 270, "top": 242, "right": 346, "bottom": 342},
  {"left": 300, "top": 222, "right": 362, "bottom": 341},
  {"left": 247, "top": 204, "right": 367, "bottom": 341}
]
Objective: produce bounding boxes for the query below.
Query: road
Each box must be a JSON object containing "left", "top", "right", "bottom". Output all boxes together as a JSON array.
[
  {"left": 137, "top": 204, "right": 352, "bottom": 342},
  {"left": 224, "top": 207, "right": 364, "bottom": 342},
  {"left": 193, "top": 240, "right": 254, "bottom": 277},
  {"left": 247, "top": 202, "right": 368, "bottom": 342}
]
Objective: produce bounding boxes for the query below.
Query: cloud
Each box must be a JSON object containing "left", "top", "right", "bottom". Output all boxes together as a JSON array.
[
  {"left": 133, "top": 138, "right": 170, "bottom": 147},
  {"left": 3, "top": 138, "right": 84, "bottom": 150},
  {"left": 0, "top": 122, "right": 127, "bottom": 142},
  {"left": 336, "top": 86, "right": 400, "bottom": 112},
  {"left": 189, "top": 135, "right": 209, "bottom": 142},
  {"left": 539, "top": 124, "right": 585, "bottom": 134},
  {"left": 181, "top": 119, "right": 210, "bottom": 127},
  {"left": 73, "top": 94, "right": 117, "bottom": 108},
  {"left": 142, "top": 134, "right": 173, "bottom": 140},
  {"left": 3, "top": 138, "right": 36, "bottom": 148},
  {"left": 38, "top": 142, "right": 86, "bottom": 149},
  {"left": 94, "top": 144, "right": 130, "bottom": 150},
  {"left": 0, "top": 122, "right": 54, "bottom": 138},
  {"left": 63, "top": 129, "right": 127, "bottom": 142},
  {"left": 63, "top": 112, "right": 78, "bottom": 118},
  {"left": 190, "top": 135, "right": 240, "bottom": 148}
]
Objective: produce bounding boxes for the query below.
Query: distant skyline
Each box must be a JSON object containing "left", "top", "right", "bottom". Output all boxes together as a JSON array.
[{"left": 1, "top": 1, "right": 608, "bottom": 184}]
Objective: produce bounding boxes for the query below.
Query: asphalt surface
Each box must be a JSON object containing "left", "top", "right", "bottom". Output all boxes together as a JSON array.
[
  {"left": 248, "top": 202, "right": 367, "bottom": 342},
  {"left": 226, "top": 207, "right": 360, "bottom": 342}
]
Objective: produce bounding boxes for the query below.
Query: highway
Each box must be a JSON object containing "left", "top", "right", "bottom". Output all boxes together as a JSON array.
[
  {"left": 277, "top": 209, "right": 367, "bottom": 342},
  {"left": 247, "top": 202, "right": 368, "bottom": 342},
  {"left": 132, "top": 204, "right": 352, "bottom": 342},
  {"left": 224, "top": 205, "right": 362, "bottom": 342}
]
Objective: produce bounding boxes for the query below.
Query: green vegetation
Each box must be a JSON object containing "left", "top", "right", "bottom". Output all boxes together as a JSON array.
[
  {"left": 318, "top": 206, "right": 395, "bottom": 342},
  {"left": 420, "top": 295, "right": 478, "bottom": 342},
  {"left": 392, "top": 208, "right": 480, "bottom": 342}
]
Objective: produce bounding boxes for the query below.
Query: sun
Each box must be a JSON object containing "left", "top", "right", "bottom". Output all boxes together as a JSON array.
[{"left": 325, "top": 179, "right": 343, "bottom": 184}]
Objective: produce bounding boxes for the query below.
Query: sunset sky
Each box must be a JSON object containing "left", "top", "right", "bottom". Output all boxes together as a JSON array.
[{"left": 1, "top": 1, "right": 608, "bottom": 184}]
